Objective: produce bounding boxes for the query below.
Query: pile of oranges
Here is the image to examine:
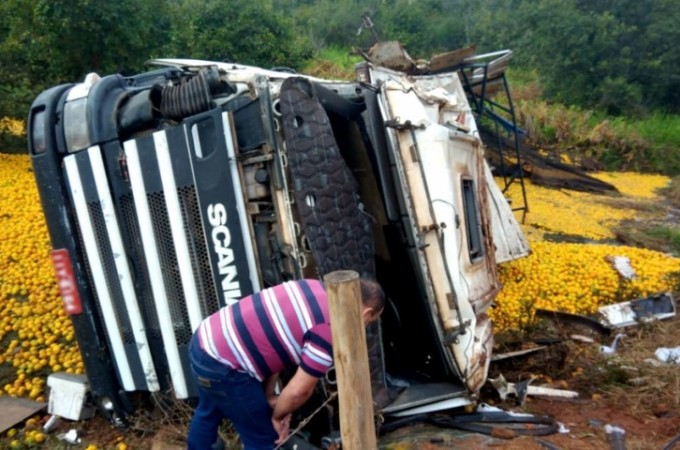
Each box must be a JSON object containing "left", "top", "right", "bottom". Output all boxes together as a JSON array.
[
  {"left": 491, "top": 240, "right": 680, "bottom": 331},
  {"left": 0, "top": 154, "right": 83, "bottom": 405},
  {"left": 491, "top": 174, "right": 680, "bottom": 331}
]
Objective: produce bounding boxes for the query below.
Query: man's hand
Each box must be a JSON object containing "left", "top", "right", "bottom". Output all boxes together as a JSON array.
[{"left": 272, "top": 413, "right": 291, "bottom": 444}]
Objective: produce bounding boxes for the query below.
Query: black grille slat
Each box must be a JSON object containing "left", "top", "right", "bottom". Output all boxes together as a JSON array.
[
  {"left": 88, "top": 201, "right": 136, "bottom": 344},
  {"left": 178, "top": 186, "right": 219, "bottom": 318},
  {"left": 147, "top": 191, "right": 192, "bottom": 346},
  {"left": 73, "top": 210, "right": 117, "bottom": 351},
  {"left": 119, "top": 194, "right": 162, "bottom": 341}
]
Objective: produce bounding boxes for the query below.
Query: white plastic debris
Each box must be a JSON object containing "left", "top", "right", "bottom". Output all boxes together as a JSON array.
[
  {"left": 655, "top": 347, "right": 680, "bottom": 364},
  {"left": 606, "top": 256, "right": 636, "bottom": 280},
  {"left": 557, "top": 422, "right": 570, "bottom": 433},
  {"left": 47, "top": 373, "right": 94, "bottom": 420},
  {"left": 476, "top": 402, "right": 535, "bottom": 419},
  {"left": 57, "top": 429, "right": 81, "bottom": 444},
  {"left": 570, "top": 334, "right": 595, "bottom": 344},
  {"left": 599, "top": 333, "right": 625, "bottom": 355},
  {"left": 477, "top": 402, "right": 503, "bottom": 413}
]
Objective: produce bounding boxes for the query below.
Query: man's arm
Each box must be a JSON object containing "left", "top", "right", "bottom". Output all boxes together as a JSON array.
[
  {"left": 271, "top": 367, "right": 319, "bottom": 420},
  {"left": 271, "top": 367, "right": 319, "bottom": 443}
]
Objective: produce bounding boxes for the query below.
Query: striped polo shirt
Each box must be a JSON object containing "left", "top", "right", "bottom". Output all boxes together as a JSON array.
[{"left": 196, "top": 279, "right": 333, "bottom": 381}]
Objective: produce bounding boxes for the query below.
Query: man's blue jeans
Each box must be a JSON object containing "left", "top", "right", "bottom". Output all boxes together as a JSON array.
[{"left": 187, "top": 333, "right": 278, "bottom": 449}]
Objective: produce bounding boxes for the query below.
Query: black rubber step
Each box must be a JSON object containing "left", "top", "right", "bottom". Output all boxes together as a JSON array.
[{"left": 279, "top": 77, "right": 375, "bottom": 279}]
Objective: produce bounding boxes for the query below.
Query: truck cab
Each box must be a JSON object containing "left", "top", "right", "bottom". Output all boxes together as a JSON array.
[{"left": 28, "top": 55, "right": 529, "bottom": 435}]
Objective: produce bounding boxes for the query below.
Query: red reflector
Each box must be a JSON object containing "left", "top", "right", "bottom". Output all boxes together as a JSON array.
[{"left": 51, "top": 249, "right": 83, "bottom": 315}]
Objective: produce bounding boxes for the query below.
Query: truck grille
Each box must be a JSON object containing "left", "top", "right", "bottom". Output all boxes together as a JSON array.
[{"left": 63, "top": 112, "right": 258, "bottom": 399}]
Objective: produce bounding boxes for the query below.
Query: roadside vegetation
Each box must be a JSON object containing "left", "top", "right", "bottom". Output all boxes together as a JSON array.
[{"left": 509, "top": 69, "right": 680, "bottom": 176}]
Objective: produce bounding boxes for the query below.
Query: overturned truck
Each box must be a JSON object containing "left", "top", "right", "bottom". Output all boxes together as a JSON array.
[{"left": 28, "top": 51, "right": 529, "bottom": 439}]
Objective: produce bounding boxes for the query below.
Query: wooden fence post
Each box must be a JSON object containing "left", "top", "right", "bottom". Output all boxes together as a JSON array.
[{"left": 324, "top": 270, "right": 377, "bottom": 450}]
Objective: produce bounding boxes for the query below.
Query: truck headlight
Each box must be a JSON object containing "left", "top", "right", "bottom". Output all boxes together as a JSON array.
[
  {"left": 63, "top": 73, "right": 100, "bottom": 153},
  {"left": 64, "top": 97, "right": 90, "bottom": 153},
  {"left": 30, "top": 108, "right": 47, "bottom": 155}
]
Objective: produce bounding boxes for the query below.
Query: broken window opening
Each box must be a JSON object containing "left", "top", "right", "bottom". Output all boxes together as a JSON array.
[{"left": 462, "top": 178, "right": 484, "bottom": 262}]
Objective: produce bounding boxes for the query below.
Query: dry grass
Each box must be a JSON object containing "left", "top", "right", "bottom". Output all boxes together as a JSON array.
[
  {"left": 607, "top": 177, "right": 680, "bottom": 256},
  {"left": 492, "top": 312, "right": 680, "bottom": 449},
  {"left": 133, "top": 393, "right": 241, "bottom": 449},
  {"left": 303, "top": 59, "right": 357, "bottom": 80},
  {"left": 661, "top": 176, "right": 680, "bottom": 209},
  {"left": 600, "top": 319, "right": 678, "bottom": 409},
  {"left": 595, "top": 195, "right": 665, "bottom": 215}
]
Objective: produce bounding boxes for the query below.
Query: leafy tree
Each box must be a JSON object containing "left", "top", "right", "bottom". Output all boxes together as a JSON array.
[
  {"left": 292, "top": 0, "right": 377, "bottom": 52},
  {"left": 0, "top": 0, "right": 171, "bottom": 120},
  {"left": 165, "top": 0, "right": 311, "bottom": 69},
  {"left": 1, "top": 0, "right": 679, "bottom": 122},
  {"left": 374, "top": 0, "right": 465, "bottom": 57},
  {"left": 603, "top": 0, "right": 680, "bottom": 112},
  {"left": 460, "top": 0, "right": 680, "bottom": 113}
]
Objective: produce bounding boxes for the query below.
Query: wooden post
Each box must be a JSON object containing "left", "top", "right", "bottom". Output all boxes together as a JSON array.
[{"left": 324, "top": 270, "right": 377, "bottom": 450}]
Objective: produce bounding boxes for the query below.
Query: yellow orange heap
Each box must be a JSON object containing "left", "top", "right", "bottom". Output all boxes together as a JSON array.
[
  {"left": 491, "top": 240, "right": 680, "bottom": 331},
  {"left": 500, "top": 173, "right": 668, "bottom": 241},
  {"left": 492, "top": 174, "right": 680, "bottom": 331},
  {"left": 0, "top": 154, "right": 83, "bottom": 402}
]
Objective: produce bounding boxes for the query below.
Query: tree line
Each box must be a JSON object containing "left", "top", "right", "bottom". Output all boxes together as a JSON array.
[{"left": 1, "top": 0, "right": 678, "bottom": 123}]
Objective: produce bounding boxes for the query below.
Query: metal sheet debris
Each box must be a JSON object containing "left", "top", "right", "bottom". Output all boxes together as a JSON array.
[
  {"left": 604, "top": 424, "right": 626, "bottom": 450},
  {"left": 489, "top": 374, "right": 579, "bottom": 406},
  {"left": 0, "top": 396, "right": 47, "bottom": 434},
  {"left": 491, "top": 346, "right": 547, "bottom": 362},
  {"left": 536, "top": 308, "right": 611, "bottom": 335},
  {"left": 381, "top": 382, "right": 469, "bottom": 415},
  {"left": 599, "top": 292, "right": 676, "bottom": 328}
]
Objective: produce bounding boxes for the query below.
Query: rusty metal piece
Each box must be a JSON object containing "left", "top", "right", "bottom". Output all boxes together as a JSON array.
[{"left": 366, "top": 41, "right": 416, "bottom": 73}]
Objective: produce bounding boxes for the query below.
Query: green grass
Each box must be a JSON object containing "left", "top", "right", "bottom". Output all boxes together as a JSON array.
[
  {"left": 301, "top": 46, "right": 363, "bottom": 80},
  {"left": 647, "top": 225, "right": 680, "bottom": 255},
  {"left": 315, "top": 46, "right": 363, "bottom": 68},
  {"left": 635, "top": 114, "right": 680, "bottom": 147},
  {"left": 631, "top": 114, "right": 680, "bottom": 174},
  {"left": 0, "top": 133, "right": 26, "bottom": 155},
  {"left": 505, "top": 68, "right": 680, "bottom": 175}
]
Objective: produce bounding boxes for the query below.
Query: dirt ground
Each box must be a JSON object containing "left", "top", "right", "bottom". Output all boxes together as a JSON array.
[
  {"left": 22, "top": 314, "right": 678, "bottom": 449},
  {"left": 378, "top": 314, "right": 680, "bottom": 450}
]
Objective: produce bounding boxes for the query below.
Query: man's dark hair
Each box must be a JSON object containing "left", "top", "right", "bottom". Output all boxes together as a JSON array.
[{"left": 360, "top": 278, "right": 385, "bottom": 312}]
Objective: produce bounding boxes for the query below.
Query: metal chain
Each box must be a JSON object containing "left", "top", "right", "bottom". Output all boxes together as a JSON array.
[{"left": 274, "top": 391, "right": 339, "bottom": 450}]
